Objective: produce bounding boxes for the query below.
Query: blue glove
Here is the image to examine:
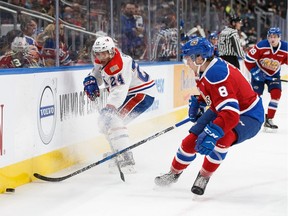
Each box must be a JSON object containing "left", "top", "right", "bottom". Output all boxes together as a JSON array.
[
  {"left": 83, "top": 75, "right": 100, "bottom": 101},
  {"left": 188, "top": 96, "right": 206, "bottom": 122},
  {"left": 195, "top": 122, "right": 224, "bottom": 155},
  {"left": 250, "top": 66, "right": 266, "bottom": 82}
]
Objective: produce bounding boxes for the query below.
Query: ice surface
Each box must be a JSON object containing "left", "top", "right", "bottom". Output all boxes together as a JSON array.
[{"left": 1, "top": 84, "right": 287, "bottom": 216}]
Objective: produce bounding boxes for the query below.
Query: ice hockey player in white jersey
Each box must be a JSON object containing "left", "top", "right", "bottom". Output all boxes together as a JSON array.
[{"left": 83, "top": 36, "right": 156, "bottom": 173}]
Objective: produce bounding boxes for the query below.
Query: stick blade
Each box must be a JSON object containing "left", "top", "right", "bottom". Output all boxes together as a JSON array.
[
  {"left": 120, "top": 171, "right": 125, "bottom": 182},
  {"left": 33, "top": 173, "right": 67, "bottom": 182}
]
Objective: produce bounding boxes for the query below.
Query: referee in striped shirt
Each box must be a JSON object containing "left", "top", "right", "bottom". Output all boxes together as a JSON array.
[{"left": 218, "top": 16, "right": 245, "bottom": 69}]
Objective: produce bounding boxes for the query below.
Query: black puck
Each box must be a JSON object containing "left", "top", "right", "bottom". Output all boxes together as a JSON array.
[{"left": 5, "top": 188, "right": 15, "bottom": 193}]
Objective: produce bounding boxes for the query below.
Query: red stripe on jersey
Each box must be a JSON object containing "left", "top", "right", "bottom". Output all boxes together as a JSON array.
[
  {"left": 128, "top": 80, "right": 154, "bottom": 92},
  {"left": 119, "top": 93, "right": 145, "bottom": 119}
]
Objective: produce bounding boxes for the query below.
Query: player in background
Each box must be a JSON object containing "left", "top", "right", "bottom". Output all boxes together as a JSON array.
[
  {"left": 208, "top": 31, "right": 219, "bottom": 57},
  {"left": 244, "top": 27, "right": 288, "bottom": 132},
  {"left": 155, "top": 37, "right": 264, "bottom": 196},
  {"left": 218, "top": 15, "right": 245, "bottom": 69},
  {"left": 83, "top": 36, "right": 156, "bottom": 172}
]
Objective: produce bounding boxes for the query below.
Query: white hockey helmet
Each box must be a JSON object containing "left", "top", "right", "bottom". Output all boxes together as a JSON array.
[
  {"left": 92, "top": 36, "right": 115, "bottom": 55},
  {"left": 11, "top": 36, "right": 28, "bottom": 52}
]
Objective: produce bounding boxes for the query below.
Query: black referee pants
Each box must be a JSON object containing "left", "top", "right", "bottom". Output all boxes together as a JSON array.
[{"left": 220, "top": 55, "right": 240, "bottom": 69}]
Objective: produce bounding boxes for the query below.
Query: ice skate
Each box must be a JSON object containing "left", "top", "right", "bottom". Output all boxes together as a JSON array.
[
  {"left": 154, "top": 171, "right": 182, "bottom": 186},
  {"left": 191, "top": 172, "right": 210, "bottom": 195},
  {"left": 118, "top": 151, "right": 136, "bottom": 173},
  {"left": 103, "top": 151, "right": 136, "bottom": 174},
  {"left": 263, "top": 114, "right": 278, "bottom": 133}
]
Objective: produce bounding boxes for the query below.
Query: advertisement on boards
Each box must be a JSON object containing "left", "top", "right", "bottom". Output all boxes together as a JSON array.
[{"left": 173, "top": 64, "right": 199, "bottom": 108}]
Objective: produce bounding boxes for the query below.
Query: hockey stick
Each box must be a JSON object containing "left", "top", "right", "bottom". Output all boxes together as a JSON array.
[
  {"left": 95, "top": 95, "right": 126, "bottom": 182},
  {"left": 33, "top": 118, "right": 191, "bottom": 182},
  {"left": 108, "top": 141, "right": 125, "bottom": 182},
  {"left": 266, "top": 77, "right": 288, "bottom": 83}
]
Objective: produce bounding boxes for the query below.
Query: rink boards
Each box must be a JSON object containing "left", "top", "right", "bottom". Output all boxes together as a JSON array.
[{"left": 0, "top": 63, "right": 197, "bottom": 193}]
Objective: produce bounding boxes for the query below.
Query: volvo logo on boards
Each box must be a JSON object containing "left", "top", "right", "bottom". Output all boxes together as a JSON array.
[{"left": 37, "top": 78, "right": 57, "bottom": 144}]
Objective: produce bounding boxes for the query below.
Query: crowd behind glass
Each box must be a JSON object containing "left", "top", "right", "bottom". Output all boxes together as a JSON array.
[{"left": 0, "top": 0, "right": 287, "bottom": 68}]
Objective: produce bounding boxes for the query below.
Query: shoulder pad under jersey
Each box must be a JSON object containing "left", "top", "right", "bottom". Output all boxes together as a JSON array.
[
  {"left": 205, "top": 59, "right": 229, "bottom": 83},
  {"left": 256, "top": 39, "right": 270, "bottom": 49},
  {"left": 280, "top": 40, "right": 288, "bottom": 51}
]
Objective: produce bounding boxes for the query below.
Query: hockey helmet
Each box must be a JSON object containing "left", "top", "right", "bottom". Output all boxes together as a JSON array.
[
  {"left": 181, "top": 37, "right": 214, "bottom": 61},
  {"left": 11, "top": 36, "right": 28, "bottom": 52},
  {"left": 267, "top": 27, "right": 281, "bottom": 37},
  {"left": 92, "top": 36, "right": 115, "bottom": 55},
  {"left": 229, "top": 15, "right": 242, "bottom": 24},
  {"left": 208, "top": 31, "right": 218, "bottom": 40}
]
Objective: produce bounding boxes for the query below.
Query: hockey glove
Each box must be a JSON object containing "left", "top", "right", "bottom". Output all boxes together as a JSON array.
[
  {"left": 250, "top": 66, "right": 266, "bottom": 82},
  {"left": 83, "top": 75, "right": 100, "bottom": 101},
  {"left": 195, "top": 122, "right": 224, "bottom": 155},
  {"left": 188, "top": 96, "right": 206, "bottom": 123}
]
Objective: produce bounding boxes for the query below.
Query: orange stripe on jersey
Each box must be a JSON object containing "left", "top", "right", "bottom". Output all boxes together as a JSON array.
[{"left": 119, "top": 94, "right": 145, "bottom": 119}]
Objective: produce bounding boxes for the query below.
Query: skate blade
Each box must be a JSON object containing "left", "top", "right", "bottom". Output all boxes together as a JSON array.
[
  {"left": 263, "top": 127, "right": 278, "bottom": 133},
  {"left": 121, "top": 165, "right": 137, "bottom": 174},
  {"left": 108, "top": 165, "right": 137, "bottom": 174},
  {"left": 192, "top": 193, "right": 206, "bottom": 202}
]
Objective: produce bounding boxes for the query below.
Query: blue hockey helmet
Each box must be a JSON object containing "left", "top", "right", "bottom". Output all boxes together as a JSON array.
[
  {"left": 267, "top": 27, "right": 281, "bottom": 37},
  {"left": 181, "top": 37, "right": 214, "bottom": 61},
  {"left": 208, "top": 31, "right": 218, "bottom": 40}
]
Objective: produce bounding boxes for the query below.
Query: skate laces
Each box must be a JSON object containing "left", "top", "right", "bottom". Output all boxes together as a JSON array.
[
  {"left": 155, "top": 171, "right": 181, "bottom": 186},
  {"left": 264, "top": 117, "right": 278, "bottom": 129},
  {"left": 266, "top": 118, "right": 274, "bottom": 126},
  {"left": 194, "top": 174, "right": 209, "bottom": 188},
  {"left": 163, "top": 171, "right": 178, "bottom": 181}
]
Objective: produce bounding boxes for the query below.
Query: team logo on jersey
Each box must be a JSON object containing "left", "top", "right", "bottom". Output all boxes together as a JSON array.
[
  {"left": 205, "top": 95, "right": 212, "bottom": 106},
  {"left": 259, "top": 58, "right": 280, "bottom": 71},
  {"left": 198, "top": 90, "right": 212, "bottom": 106},
  {"left": 190, "top": 38, "right": 199, "bottom": 46},
  {"left": 37, "top": 78, "right": 57, "bottom": 144}
]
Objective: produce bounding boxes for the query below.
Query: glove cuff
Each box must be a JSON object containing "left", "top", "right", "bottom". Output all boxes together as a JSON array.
[{"left": 206, "top": 122, "right": 224, "bottom": 140}]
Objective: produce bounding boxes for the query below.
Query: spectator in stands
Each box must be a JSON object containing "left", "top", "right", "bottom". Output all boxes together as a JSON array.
[
  {"left": 133, "top": 3, "right": 146, "bottom": 59},
  {"left": 62, "top": 6, "right": 74, "bottom": 24},
  {"left": 71, "top": 3, "right": 85, "bottom": 27},
  {"left": 75, "top": 36, "right": 96, "bottom": 66},
  {"left": 120, "top": 2, "right": 143, "bottom": 59},
  {"left": 0, "top": 30, "right": 41, "bottom": 68},
  {"left": 20, "top": 16, "right": 39, "bottom": 47},
  {"left": 36, "top": 23, "right": 72, "bottom": 67},
  {"left": 151, "top": 13, "right": 178, "bottom": 61}
]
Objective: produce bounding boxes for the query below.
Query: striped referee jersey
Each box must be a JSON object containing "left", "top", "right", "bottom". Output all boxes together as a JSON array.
[{"left": 218, "top": 27, "right": 245, "bottom": 59}]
